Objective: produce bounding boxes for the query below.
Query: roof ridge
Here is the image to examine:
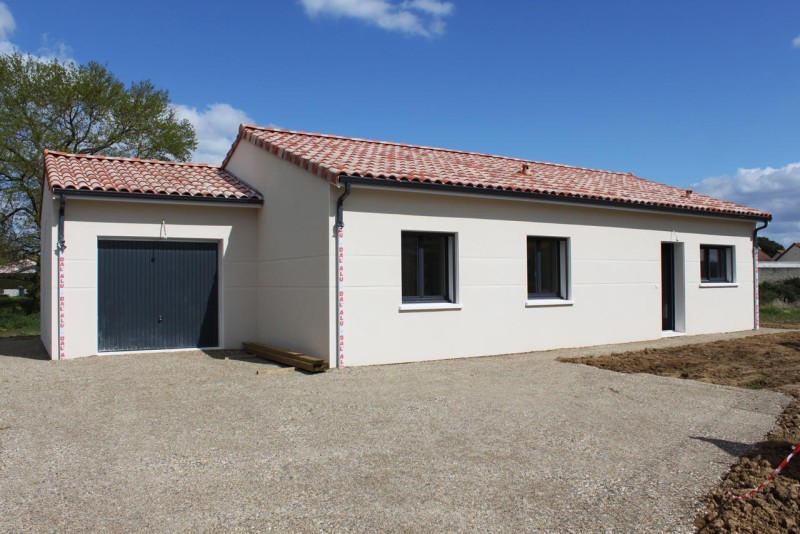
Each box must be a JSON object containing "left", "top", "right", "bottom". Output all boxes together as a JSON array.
[
  {"left": 45, "top": 150, "right": 221, "bottom": 168},
  {"left": 241, "top": 124, "right": 636, "bottom": 178}
]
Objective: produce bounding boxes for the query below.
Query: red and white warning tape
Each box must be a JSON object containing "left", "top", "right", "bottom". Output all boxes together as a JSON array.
[
  {"left": 57, "top": 254, "right": 65, "bottom": 360},
  {"left": 733, "top": 443, "right": 800, "bottom": 501},
  {"left": 336, "top": 227, "right": 345, "bottom": 368}
]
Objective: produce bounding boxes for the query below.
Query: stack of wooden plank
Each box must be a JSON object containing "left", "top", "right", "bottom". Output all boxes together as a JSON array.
[{"left": 242, "top": 342, "right": 328, "bottom": 373}]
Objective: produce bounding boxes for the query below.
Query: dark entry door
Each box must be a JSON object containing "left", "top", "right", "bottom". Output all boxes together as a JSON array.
[
  {"left": 98, "top": 240, "right": 219, "bottom": 352},
  {"left": 661, "top": 243, "right": 675, "bottom": 331}
]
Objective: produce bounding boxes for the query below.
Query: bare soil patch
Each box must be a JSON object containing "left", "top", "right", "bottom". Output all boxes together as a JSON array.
[{"left": 561, "top": 331, "right": 800, "bottom": 533}]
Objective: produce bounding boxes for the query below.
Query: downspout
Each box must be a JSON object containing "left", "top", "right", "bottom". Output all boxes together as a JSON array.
[
  {"left": 752, "top": 219, "right": 769, "bottom": 330},
  {"left": 56, "top": 194, "right": 67, "bottom": 360},
  {"left": 334, "top": 182, "right": 351, "bottom": 369}
]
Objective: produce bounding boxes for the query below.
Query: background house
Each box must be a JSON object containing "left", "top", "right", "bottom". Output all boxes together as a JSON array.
[
  {"left": 760, "top": 242, "right": 800, "bottom": 282},
  {"left": 0, "top": 259, "right": 36, "bottom": 296},
  {"left": 775, "top": 243, "right": 800, "bottom": 262}
]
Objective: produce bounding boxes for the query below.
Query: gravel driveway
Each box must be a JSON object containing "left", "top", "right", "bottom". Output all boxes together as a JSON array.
[{"left": 0, "top": 333, "right": 789, "bottom": 533}]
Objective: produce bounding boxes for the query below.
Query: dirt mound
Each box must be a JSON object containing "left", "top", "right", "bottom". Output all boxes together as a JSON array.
[
  {"left": 561, "top": 331, "right": 800, "bottom": 533},
  {"left": 562, "top": 331, "right": 800, "bottom": 395},
  {"left": 698, "top": 400, "right": 800, "bottom": 533}
]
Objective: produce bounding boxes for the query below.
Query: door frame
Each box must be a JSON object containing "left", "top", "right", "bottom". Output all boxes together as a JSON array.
[{"left": 661, "top": 241, "right": 685, "bottom": 333}]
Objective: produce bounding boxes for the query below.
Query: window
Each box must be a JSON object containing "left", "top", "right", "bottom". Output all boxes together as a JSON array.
[
  {"left": 527, "top": 237, "right": 568, "bottom": 299},
  {"left": 401, "top": 232, "right": 456, "bottom": 303},
  {"left": 700, "top": 245, "right": 734, "bottom": 283}
]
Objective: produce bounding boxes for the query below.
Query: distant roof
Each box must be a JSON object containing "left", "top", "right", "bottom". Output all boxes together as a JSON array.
[
  {"left": 44, "top": 150, "right": 263, "bottom": 202},
  {"left": 775, "top": 243, "right": 800, "bottom": 260},
  {"left": 224, "top": 124, "right": 770, "bottom": 220},
  {"left": 757, "top": 248, "right": 774, "bottom": 262},
  {"left": 0, "top": 259, "right": 35, "bottom": 275}
]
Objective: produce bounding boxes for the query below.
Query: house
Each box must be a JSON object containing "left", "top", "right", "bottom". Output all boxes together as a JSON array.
[
  {"left": 757, "top": 248, "right": 774, "bottom": 262},
  {"left": 40, "top": 125, "right": 772, "bottom": 365},
  {"left": 760, "top": 243, "right": 800, "bottom": 282},
  {"left": 775, "top": 243, "right": 800, "bottom": 262},
  {"left": 0, "top": 259, "right": 36, "bottom": 296}
]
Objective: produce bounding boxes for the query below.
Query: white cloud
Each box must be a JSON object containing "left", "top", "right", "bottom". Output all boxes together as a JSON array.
[
  {"left": 299, "top": 0, "right": 454, "bottom": 37},
  {"left": 173, "top": 103, "right": 254, "bottom": 164},
  {"left": 0, "top": 2, "right": 14, "bottom": 53},
  {"left": 0, "top": 2, "right": 14, "bottom": 40},
  {"left": 793, "top": 35, "right": 800, "bottom": 48},
  {"left": 35, "top": 33, "right": 74, "bottom": 63},
  {"left": 0, "top": 4, "right": 73, "bottom": 62},
  {"left": 693, "top": 162, "right": 800, "bottom": 248}
]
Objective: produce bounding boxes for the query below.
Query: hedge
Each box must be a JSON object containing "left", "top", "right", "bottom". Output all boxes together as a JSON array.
[{"left": 760, "top": 278, "right": 800, "bottom": 305}]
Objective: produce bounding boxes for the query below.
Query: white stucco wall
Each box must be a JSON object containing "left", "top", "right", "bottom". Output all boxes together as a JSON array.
[
  {"left": 224, "top": 140, "right": 332, "bottom": 361},
  {"left": 336, "top": 186, "right": 756, "bottom": 366},
  {"left": 46, "top": 198, "right": 258, "bottom": 359},
  {"left": 39, "top": 195, "right": 56, "bottom": 356}
]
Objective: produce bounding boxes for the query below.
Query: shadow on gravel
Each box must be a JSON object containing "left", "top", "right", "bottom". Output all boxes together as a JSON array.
[
  {"left": 199, "top": 349, "right": 312, "bottom": 374},
  {"left": 0, "top": 336, "right": 48, "bottom": 360},
  {"left": 691, "top": 436, "right": 753, "bottom": 457}
]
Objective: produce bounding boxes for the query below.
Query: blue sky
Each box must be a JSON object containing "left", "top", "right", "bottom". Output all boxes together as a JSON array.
[{"left": 3, "top": 0, "right": 800, "bottom": 245}]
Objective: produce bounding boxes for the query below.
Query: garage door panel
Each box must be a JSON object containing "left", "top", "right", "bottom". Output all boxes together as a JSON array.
[{"left": 98, "top": 240, "right": 219, "bottom": 352}]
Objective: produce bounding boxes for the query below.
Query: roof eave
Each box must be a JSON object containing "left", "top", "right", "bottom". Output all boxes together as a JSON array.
[
  {"left": 51, "top": 187, "right": 264, "bottom": 205},
  {"left": 338, "top": 176, "right": 771, "bottom": 222}
]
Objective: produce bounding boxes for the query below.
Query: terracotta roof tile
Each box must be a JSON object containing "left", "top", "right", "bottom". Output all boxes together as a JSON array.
[
  {"left": 223, "top": 125, "right": 769, "bottom": 220},
  {"left": 757, "top": 248, "right": 774, "bottom": 261},
  {"left": 44, "top": 150, "right": 263, "bottom": 202}
]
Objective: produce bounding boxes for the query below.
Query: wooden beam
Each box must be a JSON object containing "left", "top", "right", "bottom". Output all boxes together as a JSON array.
[
  {"left": 256, "top": 366, "right": 296, "bottom": 375},
  {"left": 242, "top": 342, "right": 329, "bottom": 373}
]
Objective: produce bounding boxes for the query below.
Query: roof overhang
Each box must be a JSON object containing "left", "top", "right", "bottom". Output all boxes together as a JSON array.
[
  {"left": 51, "top": 188, "right": 264, "bottom": 205},
  {"left": 338, "top": 176, "right": 771, "bottom": 223}
]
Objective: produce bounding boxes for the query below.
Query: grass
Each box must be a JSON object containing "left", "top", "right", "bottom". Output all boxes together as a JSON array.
[
  {"left": 761, "top": 305, "right": 800, "bottom": 325},
  {"left": 0, "top": 312, "right": 39, "bottom": 337}
]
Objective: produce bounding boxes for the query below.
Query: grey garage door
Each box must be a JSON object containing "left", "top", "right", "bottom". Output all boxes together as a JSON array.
[{"left": 98, "top": 240, "right": 219, "bottom": 352}]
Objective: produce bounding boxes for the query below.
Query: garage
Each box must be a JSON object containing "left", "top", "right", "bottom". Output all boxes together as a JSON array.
[{"left": 97, "top": 240, "right": 219, "bottom": 352}]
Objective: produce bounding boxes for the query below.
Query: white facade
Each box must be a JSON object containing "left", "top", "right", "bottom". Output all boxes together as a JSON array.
[
  {"left": 224, "top": 140, "right": 334, "bottom": 361},
  {"left": 41, "top": 141, "right": 760, "bottom": 365},
  {"left": 335, "top": 186, "right": 756, "bottom": 366},
  {"left": 41, "top": 197, "right": 259, "bottom": 359}
]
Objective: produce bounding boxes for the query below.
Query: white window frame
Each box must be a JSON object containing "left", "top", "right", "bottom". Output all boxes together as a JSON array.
[
  {"left": 399, "top": 231, "right": 460, "bottom": 312},
  {"left": 526, "top": 236, "right": 573, "bottom": 307},
  {"left": 699, "top": 244, "right": 737, "bottom": 287}
]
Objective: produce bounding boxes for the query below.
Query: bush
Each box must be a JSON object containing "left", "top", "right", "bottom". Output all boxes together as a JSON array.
[
  {"left": 760, "top": 278, "right": 800, "bottom": 305},
  {"left": 0, "top": 296, "right": 36, "bottom": 316},
  {"left": 0, "top": 312, "right": 39, "bottom": 337}
]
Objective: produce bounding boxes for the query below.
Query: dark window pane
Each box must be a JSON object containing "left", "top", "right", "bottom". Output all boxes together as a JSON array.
[
  {"left": 701, "top": 245, "right": 731, "bottom": 282},
  {"left": 540, "top": 240, "right": 559, "bottom": 296},
  {"left": 707, "top": 248, "right": 721, "bottom": 280},
  {"left": 527, "top": 237, "right": 565, "bottom": 298},
  {"left": 527, "top": 237, "right": 537, "bottom": 294},
  {"left": 401, "top": 232, "right": 453, "bottom": 302},
  {"left": 421, "top": 234, "right": 447, "bottom": 298},
  {"left": 700, "top": 247, "right": 708, "bottom": 281},
  {"left": 401, "top": 235, "right": 418, "bottom": 297}
]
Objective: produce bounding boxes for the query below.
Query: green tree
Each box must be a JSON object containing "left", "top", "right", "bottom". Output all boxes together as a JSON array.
[
  {"left": 0, "top": 52, "right": 197, "bottom": 265},
  {"left": 757, "top": 236, "right": 784, "bottom": 257}
]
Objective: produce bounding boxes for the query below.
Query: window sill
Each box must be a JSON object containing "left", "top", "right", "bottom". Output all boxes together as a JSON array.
[
  {"left": 526, "top": 299, "right": 574, "bottom": 307},
  {"left": 399, "top": 302, "right": 463, "bottom": 312},
  {"left": 699, "top": 282, "right": 739, "bottom": 288}
]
